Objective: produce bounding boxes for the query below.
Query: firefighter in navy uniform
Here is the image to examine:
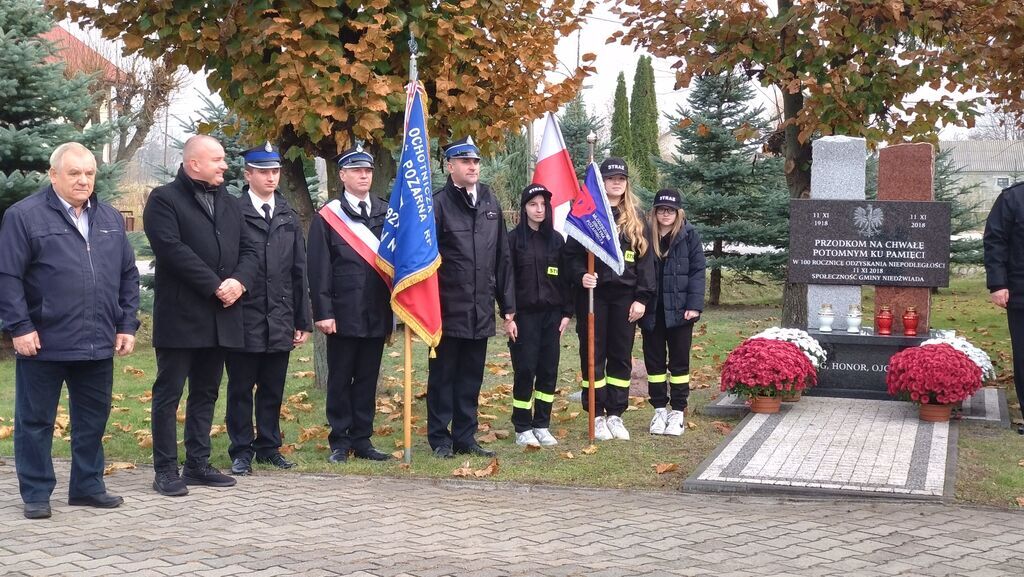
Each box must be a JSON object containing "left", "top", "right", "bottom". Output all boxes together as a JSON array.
[
  {"left": 428, "top": 136, "right": 516, "bottom": 458},
  {"left": 307, "top": 146, "right": 394, "bottom": 462},
  {"left": 225, "top": 143, "right": 312, "bottom": 476},
  {"left": 506, "top": 184, "right": 572, "bottom": 447}
]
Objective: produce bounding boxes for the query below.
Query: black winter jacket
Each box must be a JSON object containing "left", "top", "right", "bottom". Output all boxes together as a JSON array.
[
  {"left": 564, "top": 206, "right": 656, "bottom": 306},
  {"left": 234, "top": 190, "right": 313, "bottom": 352},
  {"left": 640, "top": 221, "right": 706, "bottom": 331},
  {"left": 307, "top": 195, "right": 393, "bottom": 338},
  {"left": 433, "top": 177, "right": 515, "bottom": 339},
  {"left": 0, "top": 186, "right": 140, "bottom": 361},
  {"left": 984, "top": 181, "right": 1024, "bottom": 308},
  {"left": 144, "top": 166, "right": 257, "bottom": 349}
]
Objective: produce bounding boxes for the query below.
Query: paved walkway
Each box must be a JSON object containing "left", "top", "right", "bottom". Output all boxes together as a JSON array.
[
  {"left": 2, "top": 460, "right": 1023, "bottom": 576},
  {"left": 690, "top": 397, "right": 955, "bottom": 499}
]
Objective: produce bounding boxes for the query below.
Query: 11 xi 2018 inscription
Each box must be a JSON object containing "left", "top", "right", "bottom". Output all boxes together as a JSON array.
[{"left": 788, "top": 199, "right": 951, "bottom": 287}]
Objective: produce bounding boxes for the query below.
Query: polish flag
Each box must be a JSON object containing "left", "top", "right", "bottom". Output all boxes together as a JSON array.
[{"left": 532, "top": 113, "right": 581, "bottom": 233}]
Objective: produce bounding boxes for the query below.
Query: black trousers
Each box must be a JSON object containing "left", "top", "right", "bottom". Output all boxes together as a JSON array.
[
  {"left": 1006, "top": 308, "right": 1024, "bottom": 422},
  {"left": 14, "top": 358, "right": 113, "bottom": 503},
  {"left": 225, "top": 351, "right": 291, "bottom": 460},
  {"left": 641, "top": 311, "right": 694, "bottom": 411},
  {"left": 509, "top": 309, "right": 561, "bottom": 432},
  {"left": 575, "top": 292, "right": 634, "bottom": 418},
  {"left": 325, "top": 336, "right": 385, "bottom": 453},
  {"left": 151, "top": 347, "right": 225, "bottom": 472},
  {"left": 427, "top": 336, "right": 488, "bottom": 450}
]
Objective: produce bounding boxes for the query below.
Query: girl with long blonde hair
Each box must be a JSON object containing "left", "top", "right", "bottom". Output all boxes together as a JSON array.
[{"left": 564, "top": 158, "right": 656, "bottom": 441}]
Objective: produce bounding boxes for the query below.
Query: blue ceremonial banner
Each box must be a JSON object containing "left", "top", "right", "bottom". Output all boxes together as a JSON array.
[
  {"left": 564, "top": 161, "right": 624, "bottom": 275},
  {"left": 376, "top": 82, "right": 442, "bottom": 347}
]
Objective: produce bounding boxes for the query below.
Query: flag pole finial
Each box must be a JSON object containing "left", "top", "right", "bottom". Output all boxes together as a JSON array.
[
  {"left": 586, "top": 131, "right": 597, "bottom": 164},
  {"left": 408, "top": 36, "right": 419, "bottom": 84}
]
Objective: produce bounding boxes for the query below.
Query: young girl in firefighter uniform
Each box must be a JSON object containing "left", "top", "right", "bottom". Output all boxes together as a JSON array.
[
  {"left": 507, "top": 184, "right": 573, "bottom": 447},
  {"left": 640, "top": 189, "right": 706, "bottom": 436},
  {"left": 564, "top": 158, "right": 656, "bottom": 441}
]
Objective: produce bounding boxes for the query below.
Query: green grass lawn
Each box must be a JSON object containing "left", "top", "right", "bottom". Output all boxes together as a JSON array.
[{"left": 1, "top": 272, "right": 1021, "bottom": 506}]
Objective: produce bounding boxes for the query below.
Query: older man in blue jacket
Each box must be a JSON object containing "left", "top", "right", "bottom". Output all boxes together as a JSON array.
[{"left": 0, "top": 143, "right": 140, "bottom": 519}]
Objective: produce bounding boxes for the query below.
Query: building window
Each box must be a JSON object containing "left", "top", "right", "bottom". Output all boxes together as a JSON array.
[{"left": 997, "top": 177, "right": 1010, "bottom": 188}]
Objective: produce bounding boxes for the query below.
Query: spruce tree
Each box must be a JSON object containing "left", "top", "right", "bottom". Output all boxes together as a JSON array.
[
  {"left": 0, "top": 0, "right": 116, "bottom": 220},
  {"left": 660, "top": 70, "right": 789, "bottom": 305},
  {"left": 559, "top": 95, "right": 609, "bottom": 179},
  {"left": 630, "top": 56, "right": 660, "bottom": 190},
  {"left": 610, "top": 72, "right": 632, "bottom": 160}
]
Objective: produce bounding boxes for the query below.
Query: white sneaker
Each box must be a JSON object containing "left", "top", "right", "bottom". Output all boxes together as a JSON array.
[
  {"left": 606, "top": 415, "right": 631, "bottom": 440},
  {"left": 649, "top": 408, "right": 668, "bottom": 435},
  {"left": 664, "top": 410, "right": 685, "bottom": 436},
  {"left": 515, "top": 430, "right": 540, "bottom": 447},
  {"left": 532, "top": 428, "right": 558, "bottom": 446},
  {"left": 593, "top": 416, "right": 613, "bottom": 441}
]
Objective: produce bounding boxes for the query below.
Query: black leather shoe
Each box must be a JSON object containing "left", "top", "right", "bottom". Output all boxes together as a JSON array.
[
  {"left": 432, "top": 446, "right": 454, "bottom": 459},
  {"left": 454, "top": 443, "right": 496, "bottom": 458},
  {"left": 153, "top": 469, "right": 188, "bottom": 496},
  {"left": 68, "top": 492, "right": 123, "bottom": 508},
  {"left": 328, "top": 449, "right": 348, "bottom": 463},
  {"left": 181, "top": 462, "right": 236, "bottom": 487},
  {"left": 23, "top": 502, "right": 51, "bottom": 519},
  {"left": 353, "top": 447, "right": 392, "bottom": 461},
  {"left": 230, "top": 455, "right": 253, "bottom": 475},
  {"left": 255, "top": 453, "right": 295, "bottom": 469}
]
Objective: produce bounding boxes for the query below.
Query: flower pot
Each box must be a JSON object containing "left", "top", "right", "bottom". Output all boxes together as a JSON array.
[
  {"left": 750, "top": 395, "right": 782, "bottom": 414},
  {"left": 780, "top": 390, "right": 802, "bottom": 402},
  {"left": 919, "top": 402, "right": 952, "bottom": 422}
]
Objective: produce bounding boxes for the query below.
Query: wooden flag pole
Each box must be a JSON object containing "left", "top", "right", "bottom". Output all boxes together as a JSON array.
[
  {"left": 403, "top": 325, "right": 413, "bottom": 464},
  {"left": 586, "top": 131, "right": 597, "bottom": 443}
]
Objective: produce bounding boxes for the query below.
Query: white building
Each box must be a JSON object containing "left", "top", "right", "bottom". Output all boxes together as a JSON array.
[{"left": 939, "top": 140, "right": 1024, "bottom": 215}]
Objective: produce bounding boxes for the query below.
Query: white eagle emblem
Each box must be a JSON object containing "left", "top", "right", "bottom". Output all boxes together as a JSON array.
[{"left": 853, "top": 204, "right": 883, "bottom": 238}]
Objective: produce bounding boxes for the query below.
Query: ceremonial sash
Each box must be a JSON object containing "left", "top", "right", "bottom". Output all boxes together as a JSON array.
[{"left": 319, "top": 200, "right": 393, "bottom": 289}]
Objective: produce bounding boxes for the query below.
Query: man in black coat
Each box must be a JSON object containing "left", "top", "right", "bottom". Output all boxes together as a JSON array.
[
  {"left": 0, "top": 143, "right": 139, "bottom": 519},
  {"left": 225, "top": 144, "right": 312, "bottom": 475},
  {"left": 307, "top": 146, "right": 394, "bottom": 463},
  {"left": 983, "top": 180, "right": 1024, "bottom": 435},
  {"left": 144, "top": 135, "right": 257, "bottom": 496},
  {"left": 428, "top": 136, "right": 516, "bottom": 458}
]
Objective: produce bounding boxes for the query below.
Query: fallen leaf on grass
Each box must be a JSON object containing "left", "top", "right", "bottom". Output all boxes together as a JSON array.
[
  {"left": 654, "top": 463, "right": 678, "bottom": 474},
  {"left": 478, "top": 432, "right": 498, "bottom": 444},
  {"left": 554, "top": 428, "right": 569, "bottom": 439},
  {"left": 287, "top": 392, "right": 309, "bottom": 403},
  {"left": 394, "top": 439, "right": 404, "bottom": 449},
  {"left": 711, "top": 421, "right": 733, "bottom": 434},
  {"left": 292, "top": 403, "right": 313, "bottom": 413},
  {"left": 175, "top": 410, "right": 186, "bottom": 423},
  {"left": 209, "top": 425, "right": 227, "bottom": 437},
  {"left": 478, "top": 422, "right": 491, "bottom": 432},
  {"left": 582, "top": 445, "right": 598, "bottom": 455},
  {"left": 0, "top": 425, "right": 13, "bottom": 440},
  {"left": 103, "top": 462, "right": 136, "bottom": 475},
  {"left": 561, "top": 451, "right": 575, "bottom": 460},
  {"left": 388, "top": 351, "right": 400, "bottom": 358},
  {"left": 297, "top": 357, "right": 311, "bottom": 362},
  {"left": 135, "top": 431, "right": 153, "bottom": 448},
  {"left": 111, "top": 422, "right": 132, "bottom": 433},
  {"left": 685, "top": 421, "right": 697, "bottom": 430},
  {"left": 315, "top": 443, "right": 330, "bottom": 451},
  {"left": 299, "top": 426, "right": 328, "bottom": 443},
  {"left": 1016, "top": 496, "right": 1024, "bottom": 508},
  {"left": 111, "top": 393, "right": 125, "bottom": 401},
  {"left": 523, "top": 444, "right": 541, "bottom": 452},
  {"left": 101, "top": 434, "right": 112, "bottom": 442},
  {"left": 292, "top": 371, "right": 316, "bottom": 379},
  {"left": 279, "top": 443, "right": 300, "bottom": 455},
  {"left": 122, "top": 366, "right": 145, "bottom": 376},
  {"left": 478, "top": 413, "right": 498, "bottom": 421},
  {"left": 279, "top": 406, "right": 295, "bottom": 421},
  {"left": 137, "top": 391, "right": 153, "bottom": 403},
  {"left": 392, "top": 450, "right": 404, "bottom": 459},
  {"left": 452, "top": 460, "right": 474, "bottom": 477},
  {"left": 415, "top": 426, "right": 428, "bottom": 435},
  {"left": 474, "top": 457, "right": 499, "bottom": 477},
  {"left": 110, "top": 406, "right": 130, "bottom": 413},
  {"left": 375, "top": 424, "right": 394, "bottom": 436},
  {"left": 492, "top": 429, "right": 510, "bottom": 440}
]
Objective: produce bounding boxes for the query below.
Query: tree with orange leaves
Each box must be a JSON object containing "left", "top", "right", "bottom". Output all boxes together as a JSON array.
[
  {"left": 610, "top": 0, "right": 1024, "bottom": 326},
  {"left": 49, "top": 0, "right": 597, "bottom": 225}
]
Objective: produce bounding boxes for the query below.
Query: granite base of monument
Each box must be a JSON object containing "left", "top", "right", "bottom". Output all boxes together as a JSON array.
[{"left": 805, "top": 328, "right": 933, "bottom": 400}]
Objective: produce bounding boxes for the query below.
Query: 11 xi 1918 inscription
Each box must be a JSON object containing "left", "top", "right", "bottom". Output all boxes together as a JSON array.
[{"left": 788, "top": 199, "right": 951, "bottom": 287}]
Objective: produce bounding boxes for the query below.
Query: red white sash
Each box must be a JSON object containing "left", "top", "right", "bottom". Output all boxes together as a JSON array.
[{"left": 319, "top": 200, "right": 393, "bottom": 289}]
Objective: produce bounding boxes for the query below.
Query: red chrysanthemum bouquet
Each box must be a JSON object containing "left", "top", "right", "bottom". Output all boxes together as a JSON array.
[
  {"left": 886, "top": 343, "right": 983, "bottom": 405},
  {"left": 720, "top": 338, "right": 818, "bottom": 398}
]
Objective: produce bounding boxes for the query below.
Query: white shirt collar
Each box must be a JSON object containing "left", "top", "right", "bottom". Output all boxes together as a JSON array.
[
  {"left": 248, "top": 190, "right": 275, "bottom": 215},
  {"left": 56, "top": 194, "right": 90, "bottom": 215},
  {"left": 344, "top": 190, "right": 371, "bottom": 214}
]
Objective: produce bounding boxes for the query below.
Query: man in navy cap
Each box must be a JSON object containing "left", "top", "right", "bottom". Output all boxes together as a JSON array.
[
  {"left": 225, "top": 143, "right": 312, "bottom": 476},
  {"left": 428, "top": 136, "right": 516, "bottom": 458},
  {"left": 307, "top": 145, "right": 394, "bottom": 463}
]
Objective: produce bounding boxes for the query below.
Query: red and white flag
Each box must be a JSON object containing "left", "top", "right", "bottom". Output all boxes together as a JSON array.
[{"left": 532, "top": 112, "right": 581, "bottom": 233}]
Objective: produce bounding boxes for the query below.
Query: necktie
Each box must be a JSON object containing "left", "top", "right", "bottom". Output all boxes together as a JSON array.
[
  {"left": 262, "top": 203, "right": 272, "bottom": 225},
  {"left": 358, "top": 200, "right": 369, "bottom": 221},
  {"left": 468, "top": 191, "right": 476, "bottom": 207}
]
